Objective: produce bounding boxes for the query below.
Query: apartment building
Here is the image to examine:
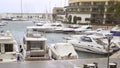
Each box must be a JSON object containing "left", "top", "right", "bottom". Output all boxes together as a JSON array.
[
  {"left": 53, "top": 7, "right": 65, "bottom": 21},
  {"left": 66, "top": 0, "right": 120, "bottom": 24}
]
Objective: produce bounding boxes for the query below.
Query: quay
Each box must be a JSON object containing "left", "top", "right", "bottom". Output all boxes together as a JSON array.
[{"left": 0, "top": 58, "right": 119, "bottom": 68}]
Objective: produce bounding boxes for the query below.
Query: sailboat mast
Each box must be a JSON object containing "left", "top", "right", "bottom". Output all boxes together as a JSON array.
[{"left": 21, "top": 0, "right": 23, "bottom": 18}]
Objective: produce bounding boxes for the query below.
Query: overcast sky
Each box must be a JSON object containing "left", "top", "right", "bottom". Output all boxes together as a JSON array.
[{"left": 0, "top": 0, "right": 68, "bottom": 13}]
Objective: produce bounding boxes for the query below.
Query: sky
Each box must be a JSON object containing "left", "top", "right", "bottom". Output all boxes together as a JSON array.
[{"left": 0, "top": 0, "right": 68, "bottom": 13}]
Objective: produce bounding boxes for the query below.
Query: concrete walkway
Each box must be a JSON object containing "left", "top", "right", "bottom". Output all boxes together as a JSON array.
[{"left": 0, "top": 58, "right": 120, "bottom": 68}]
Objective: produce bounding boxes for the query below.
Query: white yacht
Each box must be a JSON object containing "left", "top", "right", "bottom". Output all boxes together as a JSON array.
[
  {"left": 50, "top": 43, "right": 78, "bottom": 60},
  {"left": 0, "top": 21, "right": 7, "bottom": 26},
  {"left": 23, "top": 28, "right": 51, "bottom": 60},
  {"left": 0, "top": 31, "right": 19, "bottom": 62},
  {"left": 28, "top": 22, "right": 64, "bottom": 33},
  {"left": 74, "top": 25, "right": 92, "bottom": 34},
  {"left": 62, "top": 24, "right": 80, "bottom": 33},
  {"left": 67, "top": 35, "right": 113, "bottom": 54},
  {"left": 93, "top": 30, "right": 120, "bottom": 51}
]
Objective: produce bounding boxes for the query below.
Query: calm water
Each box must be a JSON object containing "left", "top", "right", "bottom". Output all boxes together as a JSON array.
[{"left": 0, "top": 21, "right": 107, "bottom": 59}]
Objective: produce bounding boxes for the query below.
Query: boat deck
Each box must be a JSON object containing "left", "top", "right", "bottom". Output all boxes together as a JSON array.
[{"left": 0, "top": 58, "right": 120, "bottom": 68}]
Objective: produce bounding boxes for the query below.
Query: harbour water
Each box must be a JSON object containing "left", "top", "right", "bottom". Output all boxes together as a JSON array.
[{"left": 0, "top": 21, "right": 107, "bottom": 59}]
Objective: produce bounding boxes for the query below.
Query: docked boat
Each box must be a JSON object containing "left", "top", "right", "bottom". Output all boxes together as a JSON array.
[
  {"left": 65, "top": 29, "right": 120, "bottom": 51},
  {"left": 110, "top": 25, "right": 120, "bottom": 36},
  {"left": 28, "top": 22, "right": 64, "bottom": 33},
  {"left": 94, "top": 30, "right": 120, "bottom": 51},
  {"left": 67, "top": 35, "right": 113, "bottom": 54},
  {"left": 50, "top": 43, "right": 78, "bottom": 60},
  {"left": 62, "top": 24, "right": 80, "bottom": 33},
  {"left": 23, "top": 28, "right": 51, "bottom": 60},
  {"left": 74, "top": 25, "right": 92, "bottom": 34},
  {"left": 0, "top": 31, "right": 19, "bottom": 62},
  {"left": 0, "top": 21, "right": 7, "bottom": 26}
]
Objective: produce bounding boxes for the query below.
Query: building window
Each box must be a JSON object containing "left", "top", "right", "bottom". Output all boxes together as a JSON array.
[
  {"left": 75, "top": 2, "right": 79, "bottom": 6},
  {"left": 81, "top": 2, "right": 91, "bottom": 6},
  {"left": 93, "top": 2, "right": 105, "bottom": 6}
]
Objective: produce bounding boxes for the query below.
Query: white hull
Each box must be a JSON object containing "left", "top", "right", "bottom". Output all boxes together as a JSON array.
[
  {"left": 0, "top": 31, "right": 19, "bottom": 62},
  {"left": 73, "top": 45, "right": 108, "bottom": 54},
  {"left": 50, "top": 43, "right": 78, "bottom": 60}
]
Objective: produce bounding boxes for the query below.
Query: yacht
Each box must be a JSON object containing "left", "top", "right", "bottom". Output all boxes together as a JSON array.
[
  {"left": 28, "top": 22, "right": 64, "bottom": 33},
  {"left": 0, "top": 31, "right": 19, "bottom": 62},
  {"left": 23, "top": 28, "right": 51, "bottom": 60},
  {"left": 65, "top": 29, "right": 120, "bottom": 51},
  {"left": 74, "top": 25, "right": 92, "bottom": 34},
  {"left": 62, "top": 24, "right": 80, "bottom": 33},
  {"left": 50, "top": 23, "right": 64, "bottom": 32},
  {"left": 94, "top": 30, "right": 120, "bottom": 51},
  {"left": 0, "top": 21, "right": 7, "bottom": 26},
  {"left": 67, "top": 35, "right": 113, "bottom": 54},
  {"left": 50, "top": 43, "right": 78, "bottom": 60}
]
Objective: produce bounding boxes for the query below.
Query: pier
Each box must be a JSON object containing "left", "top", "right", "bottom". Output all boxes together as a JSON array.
[{"left": 0, "top": 58, "right": 119, "bottom": 68}]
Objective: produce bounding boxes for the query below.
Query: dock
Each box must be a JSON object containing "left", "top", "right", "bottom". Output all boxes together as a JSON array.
[{"left": 0, "top": 58, "right": 120, "bottom": 68}]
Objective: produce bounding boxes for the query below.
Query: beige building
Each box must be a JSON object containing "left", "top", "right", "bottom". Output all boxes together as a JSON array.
[
  {"left": 0, "top": 13, "right": 52, "bottom": 21},
  {"left": 52, "top": 7, "right": 65, "bottom": 21},
  {"left": 66, "top": 0, "right": 120, "bottom": 24}
]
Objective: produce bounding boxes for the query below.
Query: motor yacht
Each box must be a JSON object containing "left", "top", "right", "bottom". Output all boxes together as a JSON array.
[
  {"left": 74, "top": 25, "right": 92, "bottom": 34},
  {"left": 0, "top": 31, "right": 19, "bottom": 62},
  {"left": 67, "top": 35, "right": 113, "bottom": 54},
  {"left": 62, "top": 24, "right": 80, "bottom": 33},
  {"left": 28, "top": 22, "right": 64, "bottom": 33},
  {"left": 23, "top": 28, "right": 51, "bottom": 60},
  {"left": 50, "top": 43, "right": 78, "bottom": 60}
]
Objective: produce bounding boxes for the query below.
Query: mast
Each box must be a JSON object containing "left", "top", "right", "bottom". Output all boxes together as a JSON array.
[{"left": 21, "top": 0, "right": 23, "bottom": 18}]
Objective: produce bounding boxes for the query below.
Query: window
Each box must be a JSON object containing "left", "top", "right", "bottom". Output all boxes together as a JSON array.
[
  {"left": 4, "top": 44, "right": 13, "bottom": 52},
  {"left": 81, "top": 36, "right": 92, "bottom": 42},
  {"left": 93, "top": 38, "right": 106, "bottom": 45},
  {"left": 81, "top": 2, "right": 91, "bottom": 6}
]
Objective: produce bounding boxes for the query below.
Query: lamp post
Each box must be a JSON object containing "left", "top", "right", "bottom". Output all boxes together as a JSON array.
[{"left": 106, "top": 34, "right": 113, "bottom": 68}]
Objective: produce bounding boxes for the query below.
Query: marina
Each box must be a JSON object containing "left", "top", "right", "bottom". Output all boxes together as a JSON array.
[
  {"left": 0, "top": 0, "right": 120, "bottom": 67},
  {"left": 0, "top": 21, "right": 109, "bottom": 59},
  {"left": 0, "top": 20, "right": 120, "bottom": 68}
]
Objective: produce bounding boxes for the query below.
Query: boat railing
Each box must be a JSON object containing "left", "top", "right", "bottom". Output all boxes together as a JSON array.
[
  {"left": 0, "top": 30, "right": 12, "bottom": 37},
  {"left": 26, "top": 31, "right": 45, "bottom": 38}
]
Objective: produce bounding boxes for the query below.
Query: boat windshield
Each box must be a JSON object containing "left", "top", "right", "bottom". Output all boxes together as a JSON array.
[
  {"left": 28, "top": 41, "right": 45, "bottom": 50},
  {"left": 93, "top": 38, "right": 106, "bottom": 45},
  {"left": 81, "top": 36, "right": 92, "bottom": 42}
]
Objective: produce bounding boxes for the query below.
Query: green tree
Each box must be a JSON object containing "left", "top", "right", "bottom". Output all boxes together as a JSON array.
[{"left": 107, "top": 1, "right": 120, "bottom": 24}]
